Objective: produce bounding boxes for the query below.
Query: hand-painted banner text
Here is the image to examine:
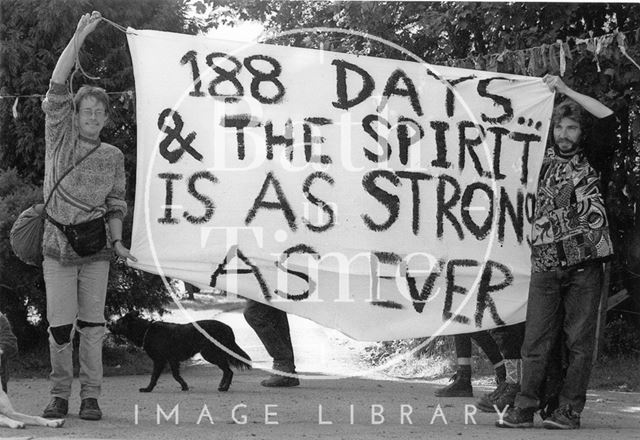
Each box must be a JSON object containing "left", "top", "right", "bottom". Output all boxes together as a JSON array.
[{"left": 127, "top": 29, "right": 553, "bottom": 341}]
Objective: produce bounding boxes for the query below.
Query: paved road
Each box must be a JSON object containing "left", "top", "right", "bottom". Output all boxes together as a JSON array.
[{"left": 4, "top": 305, "right": 639, "bottom": 439}]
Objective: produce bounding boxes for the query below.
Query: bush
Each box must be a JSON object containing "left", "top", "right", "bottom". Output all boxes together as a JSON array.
[
  {"left": 603, "top": 315, "right": 640, "bottom": 356},
  {"left": 7, "top": 333, "right": 155, "bottom": 379},
  {"left": 0, "top": 168, "right": 47, "bottom": 350},
  {"left": 102, "top": 333, "right": 154, "bottom": 377},
  {"left": 106, "top": 256, "right": 173, "bottom": 319},
  {"left": 361, "top": 335, "right": 502, "bottom": 379},
  {"left": 362, "top": 336, "right": 455, "bottom": 378},
  {"left": 0, "top": 167, "right": 173, "bottom": 351},
  {"left": 362, "top": 317, "right": 640, "bottom": 383},
  {"left": 363, "top": 337, "right": 444, "bottom": 366}
]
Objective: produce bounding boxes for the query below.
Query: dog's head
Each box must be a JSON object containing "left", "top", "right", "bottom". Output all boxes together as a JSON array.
[{"left": 108, "top": 310, "right": 150, "bottom": 345}]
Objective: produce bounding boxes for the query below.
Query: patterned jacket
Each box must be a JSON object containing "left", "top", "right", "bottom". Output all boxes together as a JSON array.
[{"left": 530, "top": 114, "right": 616, "bottom": 273}]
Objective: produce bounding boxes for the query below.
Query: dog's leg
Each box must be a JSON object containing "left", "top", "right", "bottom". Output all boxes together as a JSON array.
[
  {"left": 0, "top": 390, "right": 63, "bottom": 427},
  {"left": 217, "top": 366, "right": 233, "bottom": 392},
  {"left": 201, "top": 347, "right": 233, "bottom": 392},
  {"left": 5, "top": 411, "right": 65, "bottom": 428},
  {"left": 0, "top": 412, "right": 24, "bottom": 429},
  {"left": 168, "top": 360, "right": 189, "bottom": 391},
  {"left": 0, "top": 390, "right": 23, "bottom": 428},
  {"left": 140, "top": 359, "right": 166, "bottom": 392}
]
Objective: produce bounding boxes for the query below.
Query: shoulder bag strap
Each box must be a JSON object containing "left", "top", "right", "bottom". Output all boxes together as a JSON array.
[{"left": 42, "top": 142, "right": 102, "bottom": 211}]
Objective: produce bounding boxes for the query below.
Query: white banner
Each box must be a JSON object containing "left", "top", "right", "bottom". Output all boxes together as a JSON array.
[{"left": 127, "top": 29, "right": 553, "bottom": 341}]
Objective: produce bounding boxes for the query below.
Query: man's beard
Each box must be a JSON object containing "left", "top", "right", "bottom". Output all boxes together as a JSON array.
[{"left": 554, "top": 138, "right": 581, "bottom": 158}]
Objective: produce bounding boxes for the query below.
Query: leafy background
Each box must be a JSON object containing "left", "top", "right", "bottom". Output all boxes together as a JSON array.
[{"left": 1, "top": 0, "right": 639, "bottom": 355}]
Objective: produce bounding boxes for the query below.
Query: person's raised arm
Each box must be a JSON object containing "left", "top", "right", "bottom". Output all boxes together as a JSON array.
[
  {"left": 543, "top": 74, "right": 613, "bottom": 119},
  {"left": 51, "top": 11, "right": 102, "bottom": 84}
]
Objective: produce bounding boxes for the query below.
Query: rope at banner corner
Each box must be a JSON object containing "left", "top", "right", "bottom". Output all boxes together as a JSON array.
[
  {"left": 69, "top": 16, "right": 138, "bottom": 97},
  {"left": 1, "top": 16, "right": 136, "bottom": 120}
]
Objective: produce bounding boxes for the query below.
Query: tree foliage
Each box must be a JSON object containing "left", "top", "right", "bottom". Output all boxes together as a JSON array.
[
  {"left": 200, "top": 0, "right": 640, "bottom": 321},
  {"left": 0, "top": 167, "right": 174, "bottom": 348},
  {"left": 195, "top": 1, "right": 640, "bottom": 216},
  {"left": 199, "top": 2, "right": 639, "bottom": 60},
  {"left": 0, "top": 0, "right": 202, "bottom": 348},
  {"left": 0, "top": 169, "right": 45, "bottom": 349},
  {"left": 1, "top": 0, "right": 200, "bottom": 185},
  {"left": 2, "top": 1, "right": 640, "bottom": 345}
]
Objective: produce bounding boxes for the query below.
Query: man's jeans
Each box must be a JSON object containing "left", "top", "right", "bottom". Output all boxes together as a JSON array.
[
  {"left": 43, "top": 258, "right": 109, "bottom": 400},
  {"left": 243, "top": 299, "right": 295, "bottom": 372},
  {"left": 515, "top": 262, "right": 603, "bottom": 413}
]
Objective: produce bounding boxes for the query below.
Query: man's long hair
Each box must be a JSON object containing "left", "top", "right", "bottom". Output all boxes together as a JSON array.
[
  {"left": 551, "top": 99, "right": 589, "bottom": 134},
  {"left": 551, "top": 99, "right": 592, "bottom": 156}
]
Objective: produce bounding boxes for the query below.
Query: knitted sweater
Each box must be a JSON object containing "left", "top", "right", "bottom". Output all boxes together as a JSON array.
[{"left": 42, "top": 81, "right": 127, "bottom": 265}]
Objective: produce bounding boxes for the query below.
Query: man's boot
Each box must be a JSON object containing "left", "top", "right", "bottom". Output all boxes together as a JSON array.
[
  {"left": 477, "top": 382, "right": 520, "bottom": 412},
  {"left": 261, "top": 372, "right": 300, "bottom": 387},
  {"left": 434, "top": 367, "right": 473, "bottom": 397},
  {"left": 261, "top": 363, "right": 300, "bottom": 387}
]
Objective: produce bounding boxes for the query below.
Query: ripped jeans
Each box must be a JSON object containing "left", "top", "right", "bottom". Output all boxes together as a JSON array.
[{"left": 43, "top": 258, "right": 109, "bottom": 400}]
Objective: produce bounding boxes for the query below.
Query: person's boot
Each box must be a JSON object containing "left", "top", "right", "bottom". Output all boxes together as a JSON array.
[
  {"left": 42, "top": 397, "right": 68, "bottom": 418},
  {"left": 261, "top": 363, "right": 300, "bottom": 387},
  {"left": 495, "top": 406, "right": 535, "bottom": 428},
  {"left": 79, "top": 398, "right": 102, "bottom": 420},
  {"left": 539, "top": 394, "right": 559, "bottom": 420},
  {"left": 476, "top": 381, "right": 508, "bottom": 412},
  {"left": 261, "top": 372, "right": 300, "bottom": 387},
  {"left": 434, "top": 367, "right": 473, "bottom": 397},
  {"left": 542, "top": 404, "right": 580, "bottom": 429},
  {"left": 477, "top": 382, "right": 520, "bottom": 412}
]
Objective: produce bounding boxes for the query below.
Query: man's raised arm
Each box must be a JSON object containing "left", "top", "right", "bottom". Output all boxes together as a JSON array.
[
  {"left": 543, "top": 74, "right": 613, "bottom": 119},
  {"left": 51, "top": 11, "right": 102, "bottom": 84}
]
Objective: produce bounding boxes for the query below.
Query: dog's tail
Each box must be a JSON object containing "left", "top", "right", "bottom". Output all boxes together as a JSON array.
[{"left": 226, "top": 340, "right": 252, "bottom": 370}]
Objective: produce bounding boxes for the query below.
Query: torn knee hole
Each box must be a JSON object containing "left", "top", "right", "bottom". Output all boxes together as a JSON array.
[{"left": 50, "top": 324, "right": 74, "bottom": 345}]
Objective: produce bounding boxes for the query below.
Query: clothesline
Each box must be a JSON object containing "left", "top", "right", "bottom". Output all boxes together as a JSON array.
[
  {"left": 446, "top": 27, "right": 640, "bottom": 77},
  {"left": 2, "top": 18, "right": 640, "bottom": 102},
  {"left": 448, "top": 26, "right": 639, "bottom": 64},
  {"left": 0, "top": 91, "right": 133, "bottom": 100}
]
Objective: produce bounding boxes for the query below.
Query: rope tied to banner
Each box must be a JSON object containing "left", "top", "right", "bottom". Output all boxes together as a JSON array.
[
  {"left": 4, "top": 16, "right": 133, "bottom": 120},
  {"left": 69, "top": 15, "right": 134, "bottom": 96},
  {"left": 100, "top": 16, "right": 130, "bottom": 34}
]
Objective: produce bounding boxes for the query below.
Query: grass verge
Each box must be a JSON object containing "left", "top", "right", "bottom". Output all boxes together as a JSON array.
[{"left": 362, "top": 342, "right": 640, "bottom": 392}]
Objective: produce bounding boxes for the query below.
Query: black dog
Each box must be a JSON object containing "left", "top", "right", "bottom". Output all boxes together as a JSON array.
[{"left": 109, "top": 311, "right": 251, "bottom": 392}]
